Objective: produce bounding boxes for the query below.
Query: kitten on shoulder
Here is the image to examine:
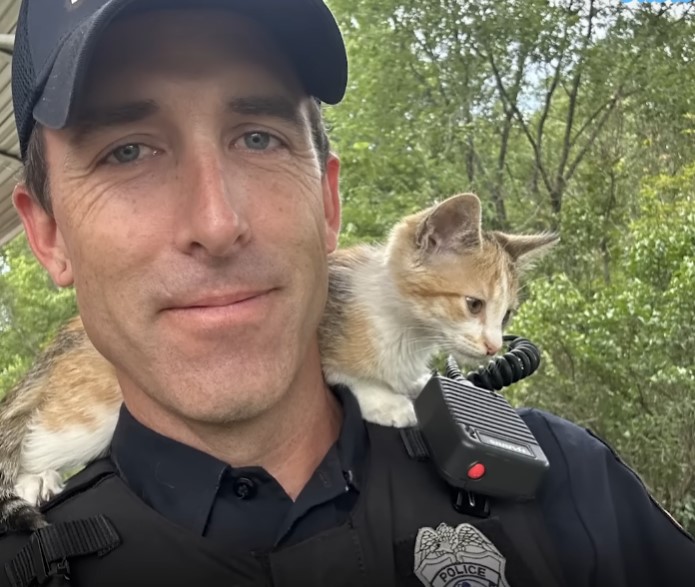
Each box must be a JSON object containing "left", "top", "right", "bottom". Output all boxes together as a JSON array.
[{"left": 321, "top": 192, "right": 558, "bottom": 426}]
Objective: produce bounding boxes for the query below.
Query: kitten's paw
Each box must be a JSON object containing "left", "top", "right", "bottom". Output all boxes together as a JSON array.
[
  {"left": 385, "top": 402, "right": 418, "bottom": 428},
  {"left": 360, "top": 395, "right": 417, "bottom": 428},
  {"left": 15, "top": 471, "right": 64, "bottom": 506}
]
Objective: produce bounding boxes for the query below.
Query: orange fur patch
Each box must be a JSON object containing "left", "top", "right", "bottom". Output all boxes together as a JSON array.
[
  {"left": 38, "top": 334, "right": 121, "bottom": 432},
  {"left": 325, "top": 305, "right": 378, "bottom": 378}
]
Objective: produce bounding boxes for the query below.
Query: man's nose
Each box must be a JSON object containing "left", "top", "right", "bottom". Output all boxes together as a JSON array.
[{"left": 175, "top": 149, "right": 251, "bottom": 257}]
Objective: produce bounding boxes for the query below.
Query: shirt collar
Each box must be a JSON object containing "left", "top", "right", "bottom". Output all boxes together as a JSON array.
[
  {"left": 110, "top": 406, "right": 226, "bottom": 535},
  {"left": 110, "top": 385, "right": 367, "bottom": 535}
]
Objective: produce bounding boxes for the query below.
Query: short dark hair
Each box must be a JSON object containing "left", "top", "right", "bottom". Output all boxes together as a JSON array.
[
  {"left": 23, "top": 126, "right": 52, "bottom": 215},
  {"left": 23, "top": 99, "right": 331, "bottom": 215}
]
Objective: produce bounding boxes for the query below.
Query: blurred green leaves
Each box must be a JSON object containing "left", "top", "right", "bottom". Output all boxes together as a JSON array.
[{"left": 0, "top": 236, "right": 76, "bottom": 394}]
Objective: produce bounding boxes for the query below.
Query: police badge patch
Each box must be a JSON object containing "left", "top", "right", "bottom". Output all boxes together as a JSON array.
[{"left": 414, "top": 523, "right": 510, "bottom": 587}]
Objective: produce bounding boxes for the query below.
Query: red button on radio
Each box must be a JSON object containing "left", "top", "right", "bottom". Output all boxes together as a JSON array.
[{"left": 467, "top": 463, "right": 486, "bottom": 480}]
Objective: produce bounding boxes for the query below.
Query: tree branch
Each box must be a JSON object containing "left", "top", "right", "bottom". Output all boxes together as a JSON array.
[
  {"left": 555, "top": 0, "right": 596, "bottom": 205},
  {"left": 479, "top": 45, "right": 555, "bottom": 198},
  {"left": 536, "top": 14, "right": 571, "bottom": 159},
  {"left": 491, "top": 46, "right": 529, "bottom": 226},
  {"left": 565, "top": 93, "right": 622, "bottom": 184},
  {"left": 408, "top": 23, "right": 453, "bottom": 109}
]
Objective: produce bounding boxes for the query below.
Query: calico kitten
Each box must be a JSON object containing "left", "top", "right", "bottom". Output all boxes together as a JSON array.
[
  {"left": 0, "top": 192, "right": 557, "bottom": 532},
  {"left": 321, "top": 193, "right": 557, "bottom": 426}
]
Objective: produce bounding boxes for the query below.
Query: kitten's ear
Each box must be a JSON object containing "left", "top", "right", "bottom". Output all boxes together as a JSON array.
[
  {"left": 492, "top": 231, "right": 560, "bottom": 271},
  {"left": 415, "top": 193, "right": 483, "bottom": 254}
]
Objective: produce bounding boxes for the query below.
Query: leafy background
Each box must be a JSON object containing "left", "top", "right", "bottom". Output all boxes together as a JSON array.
[{"left": 1, "top": 0, "right": 694, "bottom": 531}]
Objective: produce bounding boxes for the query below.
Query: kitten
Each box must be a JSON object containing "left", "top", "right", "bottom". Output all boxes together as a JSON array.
[
  {"left": 321, "top": 193, "right": 557, "bottom": 425},
  {"left": 0, "top": 192, "right": 557, "bottom": 532}
]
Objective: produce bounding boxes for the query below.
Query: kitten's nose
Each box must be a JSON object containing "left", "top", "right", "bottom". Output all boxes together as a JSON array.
[{"left": 485, "top": 341, "right": 501, "bottom": 356}]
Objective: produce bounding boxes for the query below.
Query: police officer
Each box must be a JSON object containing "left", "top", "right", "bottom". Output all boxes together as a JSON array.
[{"left": 1, "top": 1, "right": 694, "bottom": 586}]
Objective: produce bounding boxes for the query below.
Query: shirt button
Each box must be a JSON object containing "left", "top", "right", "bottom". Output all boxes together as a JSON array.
[{"left": 233, "top": 477, "right": 257, "bottom": 500}]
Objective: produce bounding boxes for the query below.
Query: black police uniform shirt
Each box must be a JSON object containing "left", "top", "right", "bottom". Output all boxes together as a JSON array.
[
  {"left": 104, "top": 387, "right": 694, "bottom": 584},
  {"left": 110, "top": 386, "right": 367, "bottom": 552}
]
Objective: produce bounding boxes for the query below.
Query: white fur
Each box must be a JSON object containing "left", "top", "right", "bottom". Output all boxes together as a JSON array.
[
  {"left": 16, "top": 406, "right": 120, "bottom": 505},
  {"left": 357, "top": 257, "right": 440, "bottom": 391},
  {"left": 324, "top": 253, "right": 447, "bottom": 427},
  {"left": 15, "top": 471, "right": 64, "bottom": 505},
  {"left": 483, "top": 269, "right": 508, "bottom": 352},
  {"left": 336, "top": 377, "right": 418, "bottom": 427}
]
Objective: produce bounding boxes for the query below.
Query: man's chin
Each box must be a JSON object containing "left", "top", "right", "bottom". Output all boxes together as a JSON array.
[
  {"left": 168, "top": 360, "right": 291, "bottom": 409},
  {"left": 164, "top": 383, "right": 283, "bottom": 426}
]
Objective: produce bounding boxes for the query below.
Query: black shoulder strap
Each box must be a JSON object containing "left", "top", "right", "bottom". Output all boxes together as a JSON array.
[
  {"left": 4, "top": 515, "right": 120, "bottom": 587},
  {"left": 399, "top": 427, "right": 429, "bottom": 461},
  {"left": 5, "top": 459, "right": 121, "bottom": 587}
]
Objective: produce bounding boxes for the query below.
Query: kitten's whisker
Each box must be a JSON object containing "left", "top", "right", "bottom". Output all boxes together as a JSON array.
[{"left": 402, "top": 336, "right": 448, "bottom": 350}]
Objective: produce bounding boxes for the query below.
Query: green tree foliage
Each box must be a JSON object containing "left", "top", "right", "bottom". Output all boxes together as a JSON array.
[
  {"left": 328, "top": 0, "right": 695, "bottom": 236},
  {"left": 1, "top": 0, "right": 693, "bottom": 531},
  {"left": 514, "top": 165, "right": 695, "bottom": 529},
  {"left": 0, "top": 236, "right": 76, "bottom": 395}
]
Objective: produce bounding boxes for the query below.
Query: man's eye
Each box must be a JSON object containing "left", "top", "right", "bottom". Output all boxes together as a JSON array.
[
  {"left": 238, "top": 132, "right": 282, "bottom": 151},
  {"left": 105, "top": 143, "right": 156, "bottom": 165}
]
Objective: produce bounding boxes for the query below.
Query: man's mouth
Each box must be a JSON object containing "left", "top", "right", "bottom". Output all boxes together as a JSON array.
[
  {"left": 161, "top": 288, "right": 277, "bottom": 328},
  {"left": 170, "top": 290, "right": 274, "bottom": 309}
]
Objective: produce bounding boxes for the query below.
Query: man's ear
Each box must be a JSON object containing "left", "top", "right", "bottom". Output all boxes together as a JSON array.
[
  {"left": 323, "top": 153, "right": 341, "bottom": 254},
  {"left": 13, "top": 183, "right": 74, "bottom": 287}
]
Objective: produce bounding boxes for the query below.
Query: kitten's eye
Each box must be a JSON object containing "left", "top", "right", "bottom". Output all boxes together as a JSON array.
[
  {"left": 466, "top": 297, "right": 485, "bottom": 315},
  {"left": 503, "top": 310, "right": 512, "bottom": 326}
]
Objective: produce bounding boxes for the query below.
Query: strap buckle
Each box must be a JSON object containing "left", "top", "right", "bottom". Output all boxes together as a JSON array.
[
  {"left": 453, "top": 490, "right": 490, "bottom": 518},
  {"left": 5, "top": 515, "right": 119, "bottom": 587},
  {"left": 28, "top": 533, "right": 70, "bottom": 585}
]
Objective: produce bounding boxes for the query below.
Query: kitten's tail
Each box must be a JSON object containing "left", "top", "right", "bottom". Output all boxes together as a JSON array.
[{"left": 0, "top": 488, "right": 48, "bottom": 532}]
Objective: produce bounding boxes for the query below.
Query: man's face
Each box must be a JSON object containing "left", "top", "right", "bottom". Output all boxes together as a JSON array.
[{"left": 17, "top": 10, "right": 341, "bottom": 425}]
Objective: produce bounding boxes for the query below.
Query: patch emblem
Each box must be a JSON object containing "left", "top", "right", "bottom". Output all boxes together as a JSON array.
[{"left": 414, "top": 523, "right": 510, "bottom": 587}]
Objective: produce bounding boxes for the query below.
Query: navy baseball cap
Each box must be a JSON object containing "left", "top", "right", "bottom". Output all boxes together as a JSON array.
[{"left": 11, "top": 0, "right": 348, "bottom": 159}]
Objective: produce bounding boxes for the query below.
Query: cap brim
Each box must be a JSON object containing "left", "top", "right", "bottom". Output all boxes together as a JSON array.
[{"left": 33, "top": 0, "right": 347, "bottom": 130}]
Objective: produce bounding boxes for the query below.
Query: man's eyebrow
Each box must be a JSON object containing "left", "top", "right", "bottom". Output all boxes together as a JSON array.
[
  {"left": 227, "top": 95, "right": 303, "bottom": 128},
  {"left": 66, "top": 96, "right": 303, "bottom": 148},
  {"left": 68, "top": 100, "right": 159, "bottom": 147}
]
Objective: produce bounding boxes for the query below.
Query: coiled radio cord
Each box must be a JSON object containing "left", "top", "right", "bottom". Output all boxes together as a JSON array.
[{"left": 445, "top": 335, "right": 542, "bottom": 392}]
